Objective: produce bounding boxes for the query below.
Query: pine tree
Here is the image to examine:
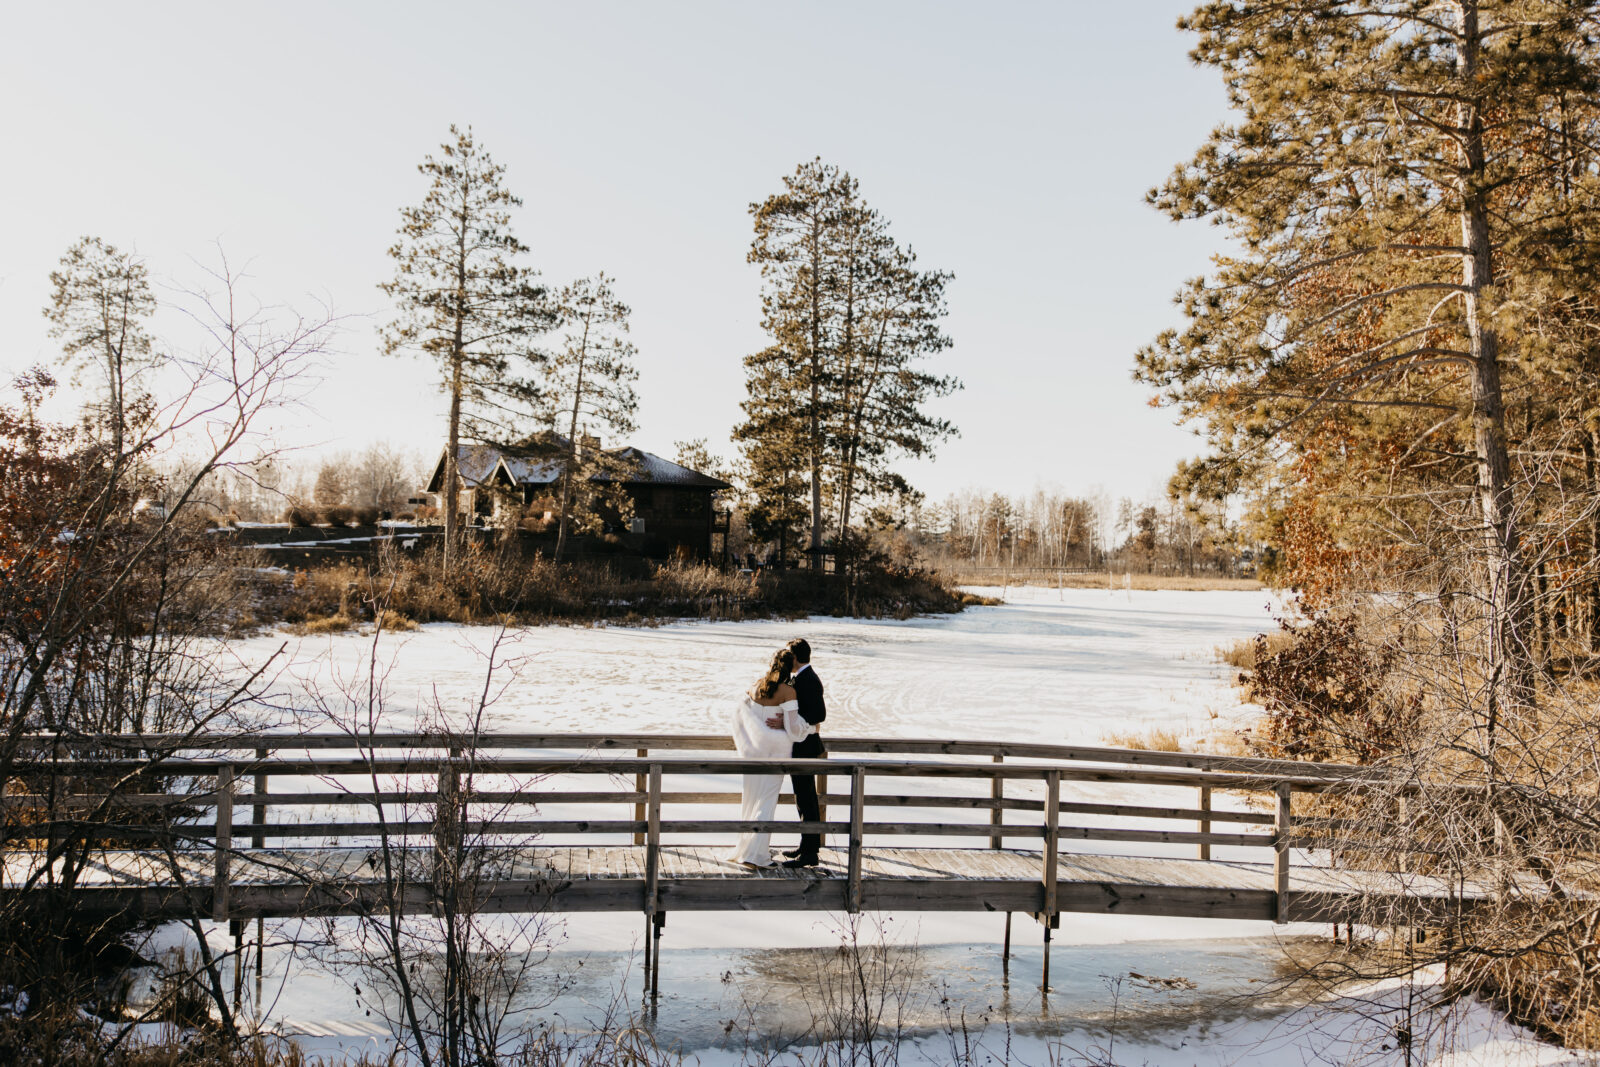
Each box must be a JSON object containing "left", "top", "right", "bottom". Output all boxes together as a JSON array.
[
  {"left": 1137, "top": 0, "right": 1600, "bottom": 715},
  {"left": 547, "top": 274, "right": 639, "bottom": 561},
  {"left": 835, "top": 242, "right": 958, "bottom": 536},
  {"left": 381, "top": 125, "right": 551, "bottom": 571},
  {"left": 746, "top": 160, "right": 853, "bottom": 564},
  {"left": 739, "top": 159, "right": 959, "bottom": 560},
  {"left": 43, "top": 237, "right": 160, "bottom": 459}
]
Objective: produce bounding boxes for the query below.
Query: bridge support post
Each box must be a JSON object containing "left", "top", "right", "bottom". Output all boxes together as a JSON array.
[
  {"left": 212, "top": 763, "right": 233, "bottom": 923},
  {"left": 650, "top": 911, "right": 664, "bottom": 999},
  {"left": 1002, "top": 912, "right": 1012, "bottom": 975},
  {"left": 231, "top": 918, "right": 243, "bottom": 1010}
]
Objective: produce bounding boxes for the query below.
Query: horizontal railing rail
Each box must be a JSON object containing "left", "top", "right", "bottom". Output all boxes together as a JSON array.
[{"left": 14, "top": 730, "right": 1399, "bottom": 780}]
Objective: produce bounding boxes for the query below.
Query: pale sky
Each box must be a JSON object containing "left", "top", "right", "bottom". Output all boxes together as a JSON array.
[{"left": 0, "top": 2, "right": 1228, "bottom": 504}]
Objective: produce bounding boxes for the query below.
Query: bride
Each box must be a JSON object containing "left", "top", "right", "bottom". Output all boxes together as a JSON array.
[{"left": 727, "top": 647, "right": 816, "bottom": 868}]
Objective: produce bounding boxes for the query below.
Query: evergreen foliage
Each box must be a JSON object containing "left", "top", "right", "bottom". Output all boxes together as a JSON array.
[
  {"left": 43, "top": 237, "right": 161, "bottom": 458},
  {"left": 1136, "top": 0, "right": 1600, "bottom": 712},
  {"left": 381, "top": 125, "right": 553, "bottom": 571},
  {"left": 546, "top": 273, "right": 640, "bottom": 560},
  {"left": 738, "top": 159, "right": 960, "bottom": 564}
]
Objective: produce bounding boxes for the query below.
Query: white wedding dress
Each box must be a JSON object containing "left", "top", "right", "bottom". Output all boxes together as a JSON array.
[{"left": 727, "top": 696, "right": 814, "bottom": 866}]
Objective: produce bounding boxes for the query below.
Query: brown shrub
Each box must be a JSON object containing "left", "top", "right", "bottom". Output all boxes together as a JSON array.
[
  {"left": 353, "top": 505, "right": 380, "bottom": 526},
  {"left": 283, "top": 505, "right": 316, "bottom": 527},
  {"left": 322, "top": 505, "right": 355, "bottom": 528}
]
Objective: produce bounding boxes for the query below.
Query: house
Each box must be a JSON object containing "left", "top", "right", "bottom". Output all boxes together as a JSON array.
[{"left": 422, "top": 441, "right": 732, "bottom": 561}]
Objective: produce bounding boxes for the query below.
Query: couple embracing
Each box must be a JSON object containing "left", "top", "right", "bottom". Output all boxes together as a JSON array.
[{"left": 726, "top": 638, "right": 826, "bottom": 869}]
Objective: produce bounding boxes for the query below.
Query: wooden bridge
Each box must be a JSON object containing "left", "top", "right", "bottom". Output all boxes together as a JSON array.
[{"left": 2, "top": 733, "right": 1519, "bottom": 991}]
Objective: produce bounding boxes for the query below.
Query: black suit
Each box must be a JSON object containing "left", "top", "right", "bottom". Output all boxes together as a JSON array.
[{"left": 790, "top": 665, "right": 826, "bottom": 859}]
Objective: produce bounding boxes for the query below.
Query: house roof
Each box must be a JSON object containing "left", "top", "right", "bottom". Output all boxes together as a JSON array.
[{"left": 425, "top": 442, "right": 731, "bottom": 493}]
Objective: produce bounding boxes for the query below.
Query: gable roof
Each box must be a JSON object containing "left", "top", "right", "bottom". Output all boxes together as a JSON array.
[{"left": 424, "top": 442, "right": 731, "bottom": 494}]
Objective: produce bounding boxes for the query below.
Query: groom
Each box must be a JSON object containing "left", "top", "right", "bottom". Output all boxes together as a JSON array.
[{"left": 782, "top": 637, "right": 825, "bottom": 868}]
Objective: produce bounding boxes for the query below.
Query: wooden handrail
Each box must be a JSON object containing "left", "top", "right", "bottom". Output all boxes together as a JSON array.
[
  {"left": 1, "top": 755, "right": 1402, "bottom": 792},
  {"left": 13, "top": 731, "right": 1400, "bottom": 781}
]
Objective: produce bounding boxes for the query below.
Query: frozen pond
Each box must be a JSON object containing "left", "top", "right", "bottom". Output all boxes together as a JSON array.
[{"left": 202, "top": 588, "right": 1565, "bottom": 1064}]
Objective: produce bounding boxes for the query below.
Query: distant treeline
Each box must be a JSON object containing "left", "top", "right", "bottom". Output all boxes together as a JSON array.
[{"left": 890, "top": 490, "right": 1241, "bottom": 577}]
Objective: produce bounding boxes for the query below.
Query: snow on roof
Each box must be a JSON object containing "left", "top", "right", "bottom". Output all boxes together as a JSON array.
[
  {"left": 600, "top": 447, "right": 731, "bottom": 488},
  {"left": 429, "top": 442, "right": 730, "bottom": 491}
]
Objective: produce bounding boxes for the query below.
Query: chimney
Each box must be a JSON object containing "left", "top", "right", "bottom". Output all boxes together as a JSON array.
[{"left": 579, "top": 434, "right": 600, "bottom": 459}]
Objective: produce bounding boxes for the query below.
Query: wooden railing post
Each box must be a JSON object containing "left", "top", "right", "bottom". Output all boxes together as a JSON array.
[
  {"left": 252, "top": 747, "right": 268, "bottom": 850},
  {"left": 990, "top": 754, "right": 1004, "bottom": 850},
  {"left": 644, "top": 765, "right": 662, "bottom": 918},
  {"left": 847, "top": 767, "right": 865, "bottom": 914},
  {"left": 1041, "top": 770, "right": 1060, "bottom": 921},
  {"left": 433, "top": 752, "right": 461, "bottom": 886},
  {"left": 213, "top": 763, "right": 233, "bottom": 923},
  {"left": 644, "top": 764, "right": 662, "bottom": 997},
  {"left": 1197, "top": 786, "right": 1212, "bottom": 861},
  {"left": 818, "top": 772, "right": 829, "bottom": 850},
  {"left": 1274, "top": 784, "right": 1292, "bottom": 924},
  {"left": 634, "top": 748, "right": 647, "bottom": 846}
]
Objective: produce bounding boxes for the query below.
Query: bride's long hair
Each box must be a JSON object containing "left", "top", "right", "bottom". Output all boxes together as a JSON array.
[{"left": 754, "top": 648, "right": 795, "bottom": 699}]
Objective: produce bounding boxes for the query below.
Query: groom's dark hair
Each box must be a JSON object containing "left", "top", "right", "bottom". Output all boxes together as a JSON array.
[{"left": 787, "top": 638, "right": 811, "bottom": 664}]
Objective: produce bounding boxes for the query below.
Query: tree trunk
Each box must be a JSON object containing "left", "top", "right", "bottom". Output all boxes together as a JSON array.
[
  {"left": 808, "top": 211, "right": 825, "bottom": 570},
  {"left": 1586, "top": 429, "right": 1600, "bottom": 653},
  {"left": 554, "top": 312, "right": 592, "bottom": 564},
  {"left": 444, "top": 350, "right": 462, "bottom": 575},
  {"left": 1457, "top": 0, "right": 1534, "bottom": 716}
]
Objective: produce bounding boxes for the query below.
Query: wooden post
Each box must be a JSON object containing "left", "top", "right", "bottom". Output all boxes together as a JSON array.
[
  {"left": 644, "top": 764, "right": 662, "bottom": 997},
  {"left": 642, "top": 914, "right": 653, "bottom": 990},
  {"left": 634, "top": 748, "right": 647, "bottom": 846},
  {"left": 644, "top": 765, "right": 661, "bottom": 917},
  {"left": 818, "top": 773, "right": 829, "bottom": 851},
  {"left": 847, "top": 767, "right": 865, "bottom": 914},
  {"left": 650, "top": 912, "right": 664, "bottom": 999},
  {"left": 252, "top": 747, "right": 268, "bottom": 850},
  {"left": 1041, "top": 770, "right": 1060, "bottom": 921},
  {"left": 1198, "top": 786, "right": 1212, "bottom": 861},
  {"left": 213, "top": 763, "right": 233, "bottom": 923},
  {"left": 1002, "top": 912, "right": 1012, "bottom": 973},
  {"left": 1274, "top": 784, "right": 1292, "bottom": 924},
  {"left": 232, "top": 919, "right": 243, "bottom": 1009},
  {"left": 990, "top": 754, "right": 1004, "bottom": 850},
  {"left": 433, "top": 753, "right": 460, "bottom": 888}
]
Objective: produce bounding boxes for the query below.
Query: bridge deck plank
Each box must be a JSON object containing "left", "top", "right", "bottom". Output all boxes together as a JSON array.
[{"left": 4, "top": 844, "right": 1535, "bottom": 921}]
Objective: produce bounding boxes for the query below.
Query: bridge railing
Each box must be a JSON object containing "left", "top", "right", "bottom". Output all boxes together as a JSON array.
[{"left": 2, "top": 732, "right": 1432, "bottom": 923}]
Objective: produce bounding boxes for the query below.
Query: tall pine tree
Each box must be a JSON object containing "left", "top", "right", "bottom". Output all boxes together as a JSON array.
[
  {"left": 381, "top": 125, "right": 551, "bottom": 571},
  {"left": 547, "top": 274, "right": 639, "bottom": 561},
  {"left": 1137, "top": 0, "right": 1600, "bottom": 717},
  {"left": 738, "top": 160, "right": 959, "bottom": 562}
]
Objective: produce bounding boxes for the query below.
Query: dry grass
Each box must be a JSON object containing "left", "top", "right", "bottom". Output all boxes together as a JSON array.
[
  {"left": 374, "top": 608, "right": 418, "bottom": 632},
  {"left": 952, "top": 570, "right": 1263, "bottom": 592},
  {"left": 1101, "top": 727, "right": 1186, "bottom": 751},
  {"left": 286, "top": 613, "right": 356, "bottom": 635},
  {"left": 1216, "top": 629, "right": 1297, "bottom": 670}
]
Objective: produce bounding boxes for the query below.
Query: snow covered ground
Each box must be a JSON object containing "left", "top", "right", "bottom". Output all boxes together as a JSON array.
[{"left": 193, "top": 587, "right": 1589, "bottom": 1064}]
